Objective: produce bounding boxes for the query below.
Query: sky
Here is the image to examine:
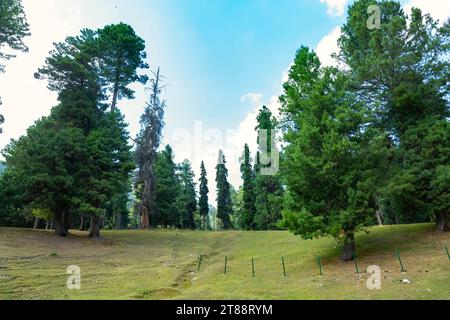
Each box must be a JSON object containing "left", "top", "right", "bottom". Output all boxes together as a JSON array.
[{"left": 0, "top": 0, "right": 448, "bottom": 203}]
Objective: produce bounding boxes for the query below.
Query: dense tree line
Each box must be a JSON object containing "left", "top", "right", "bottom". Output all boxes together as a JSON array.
[
  {"left": 0, "top": 0, "right": 447, "bottom": 262},
  {"left": 0, "top": 23, "right": 147, "bottom": 237}
]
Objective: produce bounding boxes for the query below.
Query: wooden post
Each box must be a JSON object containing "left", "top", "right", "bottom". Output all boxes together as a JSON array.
[
  {"left": 252, "top": 258, "right": 255, "bottom": 277},
  {"left": 445, "top": 246, "right": 450, "bottom": 261},
  {"left": 317, "top": 255, "right": 323, "bottom": 276},
  {"left": 353, "top": 249, "right": 360, "bottom": 274},
  {"left": 224, "top": 256, "right": 228, "bottom": 274},
  {"left": 281, "top": 257, "right": 286, "bottom": 277},
  {"left": 197, "top": 255, "right": 203, "bottom": 272},
  {"left": 396, "top": 250, "right": 406, "bottom": 272}
]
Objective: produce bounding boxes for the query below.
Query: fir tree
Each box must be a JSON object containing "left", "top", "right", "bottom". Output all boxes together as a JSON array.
[
  {"left": 215, "top": 150, "right": 233, "bottom": 230},
  {"left": 198, "top": 161, "right": 209, "bottom": 230}
]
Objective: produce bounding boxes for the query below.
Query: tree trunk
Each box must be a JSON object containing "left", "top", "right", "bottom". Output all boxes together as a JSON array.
[
  {"left": 79, "top": 215, "right": 85, "bottom": 231},
  {"left": 45, "top": 220, "right": 50, "bottom": 230},
  {"left": 436, "top": 213, "right": 449, "bottom": 232},
  {"left": 115, "top": 212, "right": 122, "bottom": 230},
  {"left": 54, "top": 212, "right": 68, "bottom": 237},
  {"left": 141, "top": 206, "right": 150, "bottom": 229},
  {"left": 50, "top": 219, "right": 53, "bottom": 230},
  {"left": 33, "top": 217, "right": 40, "bottom": 229},
  {"left": 89, "top": 216, "right": 101, "bottom": 238},
  {"left": 375, "top": 210, "right": 383, "bottom": 226},
  {"left": 111, "top": 78, "right": 119, "bottom": 112},
  {"left": 341, "top": 233, "right": 355, "bottom": 262}
]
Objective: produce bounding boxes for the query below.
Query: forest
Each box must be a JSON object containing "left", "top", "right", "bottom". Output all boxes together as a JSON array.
[{"left": 0, "top": 0, "right": 448, "bottom": 265}]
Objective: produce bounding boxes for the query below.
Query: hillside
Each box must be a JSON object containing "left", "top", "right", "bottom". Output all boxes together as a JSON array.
[{"left": 0, "top": 224, "right": 448, "bottom": 300}]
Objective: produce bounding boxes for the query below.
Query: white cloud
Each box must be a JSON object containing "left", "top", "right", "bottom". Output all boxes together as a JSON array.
[
  {"left": 240, "top": 92, "right": 263, "bottom": 106},
  {"left": 403, "top": 0, "right": 450, "bottom": 23},
  {"left": 315, "top": 26, "right": 342, "bottom": 67},
  {"left": 320, "top": 0, "right": 349, "bottom": 17}
]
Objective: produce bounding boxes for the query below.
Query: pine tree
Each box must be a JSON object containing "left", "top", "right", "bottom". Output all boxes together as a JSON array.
[
  {"left": 240, "top": 144, "right": 256, "bottom": 230},
  {"left": 279, "top": 47, "right": 389, "bottom": 261},
  {"left": 153, "top": 145, "right": 180, "bottom": 228},
  {"left": 0, "top": 0, "right": 30, "bottom": 73},
  {"left": 198, "top": 161, "right": 209, "bottom": 230},
  {"left": 3, "top": 25, "right": 142, "bottom": 237},
  {"left": 178, "top": 160, "right": 197, "bottom": 229},
  {"left": 253, "top": 106, "right": 284, "bottom": 230},
  {"left": 215, "top": 150, "right": 233, "bottom": 230},
  {"left": 96, "top": 23, "right": 149, "bottom": 111},
  {"left": 338, "top": 0, "right": 449, "bottom": 231}
]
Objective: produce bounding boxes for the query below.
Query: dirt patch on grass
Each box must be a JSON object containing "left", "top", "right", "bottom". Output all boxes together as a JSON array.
[{"left": 134, "top": 287, "right": 181, "bottom": 299}]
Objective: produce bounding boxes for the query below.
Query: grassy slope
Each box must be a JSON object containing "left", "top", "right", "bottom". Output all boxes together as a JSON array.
[{"left": 0, "top": 224, "right": 448, "bottom": 300}]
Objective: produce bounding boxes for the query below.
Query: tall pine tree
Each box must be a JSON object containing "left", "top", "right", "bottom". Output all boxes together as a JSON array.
[
  {"left": 240, "top": 144, "right": 256, "bottom": 230},
  {"left": 178, "top": 160, "right": 197, "bottom": 229},
  {"left": 198, "top": 161, "right": 209, "bottom": 231},
  {"left": 253, "top": 106, "right": 284, "bottom": 230},
  {"left": 215, "top": 150, "right": 233, "bottom": 230}
]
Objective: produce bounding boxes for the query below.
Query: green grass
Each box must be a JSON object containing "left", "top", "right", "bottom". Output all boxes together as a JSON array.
[{"left": 0, "top": 224, "right": 448, "bottom": 300}]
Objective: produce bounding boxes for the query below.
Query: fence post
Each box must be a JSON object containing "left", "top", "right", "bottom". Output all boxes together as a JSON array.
[
  {"left": 224, "top": 256, "right": 228, "bottom": 274},
  {"left": 396, "top": 250, "right": 406, "bottom": 272},
  {"left": 252, "top": 258, "right": 255, "bottom": 277},
  {"left": 197, "top": 254, "right": 203, "bottom": 272},
  {"left": 353, "top": 249, "right": 360, "bottom": 274},
  {"left": 282, "top": 257, "right": 286, "bottom": 277},
  {"left": 317, "top": 255, "right": 323, "bottom": 276}
]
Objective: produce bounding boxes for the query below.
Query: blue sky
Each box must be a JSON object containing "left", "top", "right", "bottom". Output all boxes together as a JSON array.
[{"left": 0, "top": 0, "right": 447, "bottom": 201}]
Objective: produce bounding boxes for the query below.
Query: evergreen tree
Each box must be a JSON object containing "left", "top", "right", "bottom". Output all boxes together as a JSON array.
[
  {"left": 96, "top": 23, "right": 149, "bottom": 111},
  {"left": 153, "top": 145, "right": 181, "bottom": 228},
  {"left": 198, "top": 161, "right": 209, "bottom": 230},
  {"left": 240, "top": 144, "right": 256, "bottom": 230},
  {"left": 338, "top": 0, "right": 449, "bottom": 230},
  {"left": 279, "top": 47, "right": 389, "bottom": 261},
  {"left": 177, "top": 160, "right": 197, "bottom": 229},
  {"left": 215, "top": 150, "right": 233, "bottom": 230},
  {"left": 338, "top": 0, "right": 448, "bottom": 137},
  {"left": 253, "top": 106, "right": 284, "bottom": 230},
  {"left": 230, "top": 185, "right": 244, "bottom": 229},
  {"left": 3, "top": 25, "right": 141, "bottom": 237},
  {"left": 0, "top": 0, "right": 30, "bottom": 73}
]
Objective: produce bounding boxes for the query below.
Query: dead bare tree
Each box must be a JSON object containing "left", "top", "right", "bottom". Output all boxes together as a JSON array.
[{"left": 135, "top": 68, "right": 166, "bottom": 229}]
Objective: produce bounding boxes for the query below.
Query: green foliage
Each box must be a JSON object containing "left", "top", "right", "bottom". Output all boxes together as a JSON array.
[
  {"left": 96, "top": 23, "right": 149, "bottom": 110},
  {"left": 338, "top": 0, "right": 449, "bottom": 137},
  {"left": 253, "top": 106, "right": 284, "bottom": 230},
  {"left": 215, "top": 152, "right": 233, "bottom": 230},
  {"left": 279, "top": 47, "right": 388, "bottom": 245},
  {"left": 338, "top": 0, "right": 449, "bottom": 229},
  {"left": 0, "top": 0, "right": 30, "bottom": 73},
  {"left": 2, "top": 25, "right": 139, "bottom": 236},
  {"left": 177, "top": 160, "right": 197, "bottom": 229},
  {"left": 198, "top": 161, "right": 209, "bottom": 230},
  {"left": 31, "top": 208, "right": 53, "bottom": 220},
  {"left": 385, "top": 118, "right": 450, "bottom": 226},
  {"left": 240, "top": 144, "right": 256, "bottom": 230},
  {"left": 230, "top": 185, "right": 244, "bottom": 229},
  {"left": 152, "top": 145, "right": 180, "bottom": 227}
]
